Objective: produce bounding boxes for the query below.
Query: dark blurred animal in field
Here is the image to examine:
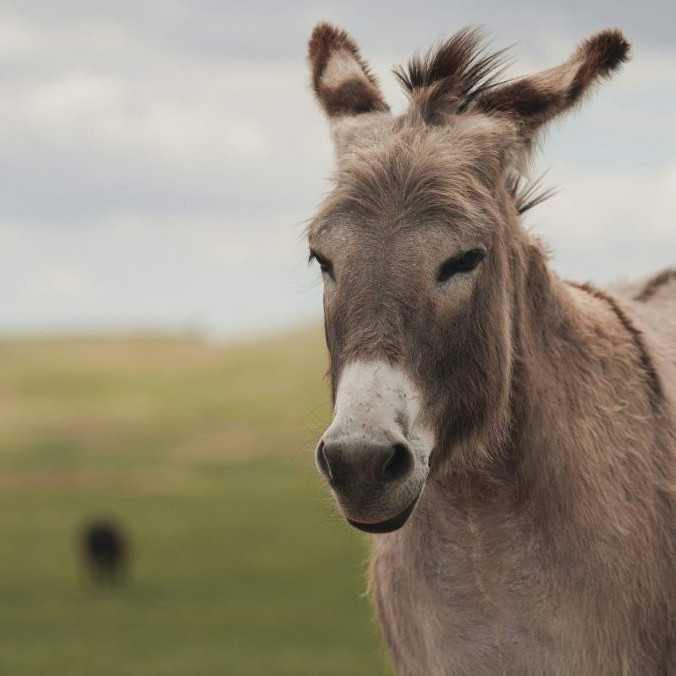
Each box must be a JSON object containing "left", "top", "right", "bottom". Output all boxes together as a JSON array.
[
  {"left": 306, "top": 23, "right": 675, "bottom": 676},
  {"left": 81, "top": 519, "right": 128, "bottom": 586}
]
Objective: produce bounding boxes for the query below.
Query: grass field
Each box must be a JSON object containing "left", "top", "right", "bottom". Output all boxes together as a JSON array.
[{"left": 0, "top": 328, "right": 391, "bottom": 675}]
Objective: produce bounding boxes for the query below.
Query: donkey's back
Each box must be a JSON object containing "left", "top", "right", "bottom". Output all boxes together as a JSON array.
[{"left": 616, "top": 269, "right": 676, "bottom": 370}]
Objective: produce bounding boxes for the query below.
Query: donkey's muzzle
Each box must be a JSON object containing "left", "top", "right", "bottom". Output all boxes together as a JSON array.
[
  {"left": 315, "top": 360, "right": 433, "bottom": 533},
  {"left": 315, "top": 432, "right": 422, "bottom": 533}
]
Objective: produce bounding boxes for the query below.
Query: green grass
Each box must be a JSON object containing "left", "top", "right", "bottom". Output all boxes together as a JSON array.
[{"left": 0, "top": 328, "right": 391, "bottom": 675}]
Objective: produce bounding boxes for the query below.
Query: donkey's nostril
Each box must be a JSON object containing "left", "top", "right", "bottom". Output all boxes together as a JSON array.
[
  {"left": 317, "top": 440, "right": 352, "bottom": 487},
  {"left": 316, "top": 441, "right": 332, "bottom": 480},
  {"left": 382, "top": 443, "right": 413, "bottom": 483}
]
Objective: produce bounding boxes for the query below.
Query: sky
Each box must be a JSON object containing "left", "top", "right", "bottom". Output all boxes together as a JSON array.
[{"left": 0, "top": 1, "right": 674, "bottom": 337}]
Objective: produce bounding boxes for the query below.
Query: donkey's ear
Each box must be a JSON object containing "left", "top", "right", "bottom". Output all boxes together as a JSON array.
[
  {"left": 476, "top": 30, "right": 630, "bottom": 141},
  {"left": 308, "top": 23, "right": 389, "bottom": 119}
]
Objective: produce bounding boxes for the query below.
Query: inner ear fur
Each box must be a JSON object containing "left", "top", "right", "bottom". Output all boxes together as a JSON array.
[{"left": 308, "top": 23, "right": 389, "bottom": 119}]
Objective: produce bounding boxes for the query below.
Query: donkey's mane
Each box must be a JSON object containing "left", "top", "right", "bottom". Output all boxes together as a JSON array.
[
  {"left": 394, "top": 29, "right": 555, "bottom": 214},
  {"left": 507, "top": 174, "right": 556, "bottom": 215},
  {"left": 393, "top": 27, "right": 509, "bottom": 116}
]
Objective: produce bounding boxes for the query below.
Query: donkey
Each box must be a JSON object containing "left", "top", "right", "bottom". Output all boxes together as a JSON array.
[
  {"left": 81, "top": 519, "right": 128, "bottom": 586},
  {"left": 306, "top": 23, "right": 676, "bottom": 676}
]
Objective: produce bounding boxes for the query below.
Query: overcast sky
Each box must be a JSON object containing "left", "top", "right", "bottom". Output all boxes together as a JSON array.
[{"left": 0, "top": 1, "right": 674, "bottom": 337}]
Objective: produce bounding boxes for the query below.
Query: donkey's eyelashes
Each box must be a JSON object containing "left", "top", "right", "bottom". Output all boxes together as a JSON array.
[
  {"left": 309, "top": 250, "right": 335, "bottom": 281},
  {"left": 437, "top": 248, "right": 486, "bottom": 283}
]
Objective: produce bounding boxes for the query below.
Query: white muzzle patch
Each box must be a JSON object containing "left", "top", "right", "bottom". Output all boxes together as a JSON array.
[
  {"left": 329, "top": 360, "right": 435, "bottom": 459},
  {"left": 318, "top": 360, "right": 436, "bottom": 530}
]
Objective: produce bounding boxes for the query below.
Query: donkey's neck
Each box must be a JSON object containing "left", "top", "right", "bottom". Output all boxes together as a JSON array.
[
  {"left": 372, "top": 248, "right": 673, "bottom": 676},
  {"left": 402, "top": 245, "right": 665, "bottom": 593},
  {"left": 498, "top": 245, "right": 661, "bottom": 532}
]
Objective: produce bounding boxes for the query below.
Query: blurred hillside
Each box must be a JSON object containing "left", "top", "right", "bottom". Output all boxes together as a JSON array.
[{"left": 0, "top": 328, "right": 390, "bottom": 676}]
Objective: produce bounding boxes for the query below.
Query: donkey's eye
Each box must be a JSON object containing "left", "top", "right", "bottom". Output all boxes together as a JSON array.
[
  {"left": 437, "top": 248, "right": 486, "bottom": 283},
  {"left": 309, "top": 250, "right": 335, "bottom": 280}
]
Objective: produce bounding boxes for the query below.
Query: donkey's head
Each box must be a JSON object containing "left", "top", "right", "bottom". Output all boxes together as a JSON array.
[{"left": 307, "top": 24, "right": 629, "bottom": 533}]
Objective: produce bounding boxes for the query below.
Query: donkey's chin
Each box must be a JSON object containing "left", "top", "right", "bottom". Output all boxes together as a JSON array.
[
  {"left": 346, "top": 494, "right": 421, "bottom": 534},
  {"left": 336, "top": 475, "right": 427, "bottom": 534}
]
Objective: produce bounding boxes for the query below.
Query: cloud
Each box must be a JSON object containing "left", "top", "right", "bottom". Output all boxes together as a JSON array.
[
  {"left": 532, "top": 161, "right": 676, "bottom": 280},
  {"left": 0, "top": 2, "right": 673, "bottom": 335}
]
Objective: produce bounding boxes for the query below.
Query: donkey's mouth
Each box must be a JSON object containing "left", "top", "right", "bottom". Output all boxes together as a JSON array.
[{"left": 347, "top": 495, "right": 419, "bottom": 534}]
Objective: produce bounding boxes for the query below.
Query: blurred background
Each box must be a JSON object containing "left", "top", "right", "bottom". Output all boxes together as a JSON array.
[{"left": 0, "top": 1, "right": 673, "bottom": 675}]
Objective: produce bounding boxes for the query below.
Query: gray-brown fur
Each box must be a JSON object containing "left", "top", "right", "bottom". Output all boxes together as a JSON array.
[
  {"left": 307, "top": 24, "right": 675, "bottom": 675},
  {"left": 393, "top": 27, "right": 509, "bottom": 123}
]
